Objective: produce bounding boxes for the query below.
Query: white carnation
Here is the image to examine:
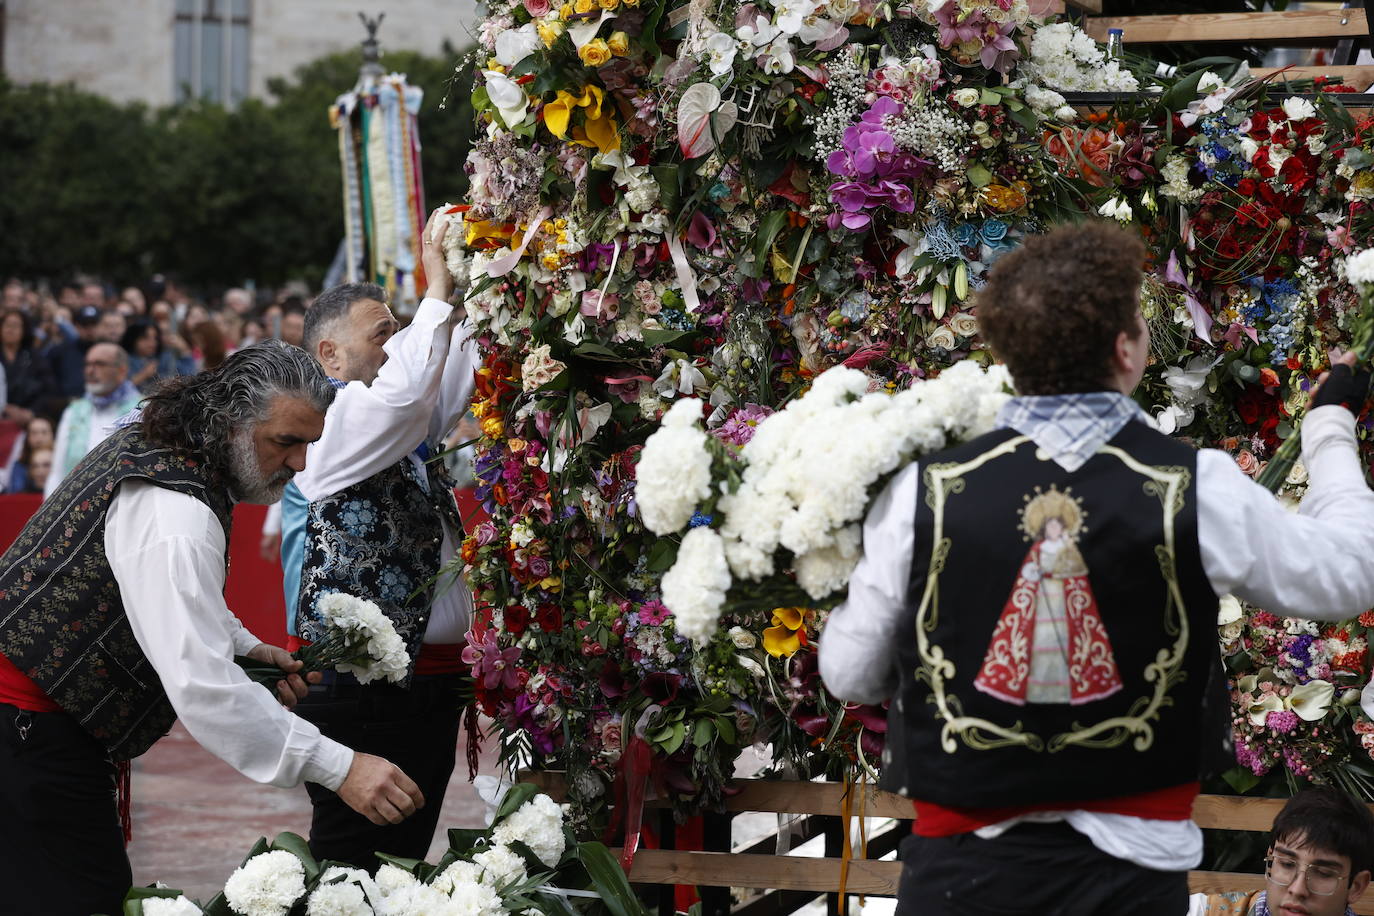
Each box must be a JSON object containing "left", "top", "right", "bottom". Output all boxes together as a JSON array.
[
  {"left": 795, "top": 541, "right": 862, "bottom": 600},
  {"left": 315, "top": 593, "right": 411, "bottom": 684},
  {"left": 373, "top": 865, "right": 421, "bottom": 897},
  {"left": 661, "top": 527, "right": 732, "bottom": 644},
  {"left": 446, "top": 882, "right": 504, "bottom": 916},
  {"left": 1347, "top": 249, "right": 1374, "bottom": 286},
  {"left": 490, "top": 794, "right": 568, "bottom": 867},
  {"left": 430, "top": 860, "right": 486, "bottom": 895},
  {"left": 305, "top": 880, "right": 372, "bottom": 916},
  {"left": 144, "top": 898, "right": 204, "bottom": 916},
  {"left": 223, "top": 851, "right": 307, "bottom": 916},
  {"left": 1282, "top": 96, "right": 1317, "bottom": 122},
  {"left": 636, "top": 398, "right": 713, "bottom": 534},
  {"left": 473, "top": 844, "right": 529, "bottom": 888}
]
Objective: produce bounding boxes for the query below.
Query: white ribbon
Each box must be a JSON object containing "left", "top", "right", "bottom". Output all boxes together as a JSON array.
[
  {"left": 487, "top": 206, "right": 553, "bottom": 277},
  {"left": 666, "top": 230, "right": 701, "bottom": 313}
]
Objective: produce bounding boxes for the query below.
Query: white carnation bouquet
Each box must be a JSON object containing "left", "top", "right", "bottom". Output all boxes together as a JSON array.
[
  {"left": 637, "top": 360, "right": 1012, "bottom": 643},
  {"left": 122, "top": 786, "right": 644, "bottom": 915},
  {"left": 238, "top": 593, "right": 410, "bottom": 691}
]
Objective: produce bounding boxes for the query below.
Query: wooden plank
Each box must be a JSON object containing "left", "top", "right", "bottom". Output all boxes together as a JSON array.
[
  {"left": 1041, "top": 0, "right": 1103, "bottom": 14},
  {"left": 622, "top": 849, "right": 903, "bottom": 895},
  {"left": 1084, "top": 10, "right": 1369, "bottom": 44},
  {"left": 1190, "top": 794, "right": 1290, "bottom": 832},
  {"left": 1253, "top": 65, "right": 1374, "bottom": 90},
  {"left": 1190, "top": 870, "right": 1374, "bottom": 913}
]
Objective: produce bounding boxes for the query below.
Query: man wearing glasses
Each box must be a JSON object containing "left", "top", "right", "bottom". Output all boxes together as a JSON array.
[
  {"left": 44, "top": 342, "right": 141, "bottom": 497},
  {"left": 1189, "top": 786, "right": 1373, "bottom": 915}
]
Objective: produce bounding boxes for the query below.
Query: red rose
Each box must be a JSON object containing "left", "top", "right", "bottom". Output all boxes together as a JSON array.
[
  {"left": 504, "top": 603, "right": 531, "bottom": 637},
  {"left": 1236, "top": 178, "right": 1257, "bottom": 197},
  {"left": 536, "top": 603, "right": 564, "bottom": 632}
]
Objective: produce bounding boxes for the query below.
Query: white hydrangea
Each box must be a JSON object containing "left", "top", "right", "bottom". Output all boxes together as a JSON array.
[
  {"left": 223, "top": 851, "right": 307, "bottom": 916},
  {"left": 144, "top": 897, "right": 204, "bottom": 916},
  {"left": 472, "top": 844, "right": 529, "bottom": 888},
  {"left": 490, "top": 794, "right": 568, "bottom": 867},
  {"left": 1348, "top": 249, "right": 1374, "bottom": 286},
  {"left": 661, "top": 526, "right": 733, "bottom": 643},
  {"left": 635, "top": 398, "right": 713, "bottom": 534}
]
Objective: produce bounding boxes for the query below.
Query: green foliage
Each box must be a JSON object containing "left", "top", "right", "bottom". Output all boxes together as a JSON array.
[{"left": 0, "top": 44, "right": 477, "bottom": 290}]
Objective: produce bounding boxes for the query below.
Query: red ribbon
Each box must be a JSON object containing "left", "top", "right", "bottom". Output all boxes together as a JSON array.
[{"left": 603, "top": 734, "right": 654, "bottom": 871}]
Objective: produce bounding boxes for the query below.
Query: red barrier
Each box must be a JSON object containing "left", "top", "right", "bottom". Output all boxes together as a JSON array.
[{"left": 0, "top": 490, "right": 488, "bottom": 649}]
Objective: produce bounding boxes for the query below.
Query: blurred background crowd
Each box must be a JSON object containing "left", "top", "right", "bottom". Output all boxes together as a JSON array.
[{"left": 0, "top": 275, "right": 311, "bottom": 495}]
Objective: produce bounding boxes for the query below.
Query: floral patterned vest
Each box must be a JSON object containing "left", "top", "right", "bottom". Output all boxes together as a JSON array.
[
  {"left": 295, "top": 451, "right": 462, "bottom": 677},
  {"left": 881, "top": 421, "right": 1219, "bottom": 807},
  {"left": 0, "top": 425, "right": 231, "bottom": 760}
]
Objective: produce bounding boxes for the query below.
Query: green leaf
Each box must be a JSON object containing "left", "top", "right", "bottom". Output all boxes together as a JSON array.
[
  {"left": 447, "top": 826, "right": 489, "bottom": 854},
  {"left": 714, "top": 714, "right": 736, "bottom": 744},
  {"left": 663, "top": 720, "right": 687, "bottom": 754},
  {"left": 645, "top": 537, "right": 679, "bottom": 572},
  {"left": 1158, "top": 69, "right": 1208, "bottom": 114},
  {"left": 754, "top": 210, "right": 790, "bottom": 270},
  {"left": 577, "top": 842, "right": 650, "bottom": 916},
  {"left": 652, "top": 164, "right": 682, "bottom": 213},
  {"left": 375, "top": 852, "right": 429, "bottom": 875},
  {"left": 979, "top": 88, "right": 1001, "bottom": 106},
  {"left": 573, "top": 341, "right": 622, "bottom": 359},
  {"left": 495, "top": 781, "right": 544, "bottom": 822},
  {"left": 642, "top": 327, "right": 693, "bottom": 348},
  {"left": 638, "top": 0, "right": 666, "bottom": 56},
  {"left": 966, "top": 163, "right": 992, "bottom": 188},
  {"left": 1221, "top": 765, "right": 1262, "bottom": 795},
  {"left": 692, "top": 717, "right": 716, "bottom": 747}
]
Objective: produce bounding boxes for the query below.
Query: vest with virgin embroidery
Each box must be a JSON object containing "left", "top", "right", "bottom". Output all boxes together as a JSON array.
[
  {"left": 295, "top": 452, "right": 462, "bottom": 676},
  {"left": 879, "top": 420, "right": 1219, "bottom": 807},
  {"left": 0, "top": 425, "right": 231, "bottom": 760}
]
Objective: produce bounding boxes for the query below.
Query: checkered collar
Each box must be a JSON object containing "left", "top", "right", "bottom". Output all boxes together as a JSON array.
[
  {"left": 995, "top": 391, "right": 1153, "bottom": 472},
  {"left": 326, "top": 376, "right": 348, "bottom": 389}
]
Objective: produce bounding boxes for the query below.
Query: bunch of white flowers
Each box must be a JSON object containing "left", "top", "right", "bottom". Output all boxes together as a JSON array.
[
  {"left": 646, "top": 361, "right": 1011, "bottom": 639},
  {"left": 305, "top": 866, "right": 380, "bottom": 916},
  {"left": 316, "top": 593, "right": 411, "bottom": 684},
  {"left": 1346, "top": 249, "right": 1374, "bottom": 287},
  {"left": 223, "top": 850, "right": 307, "bottom": 916},
  {"left": 635, "top": 398, "right": 714, "bottom": 534},
  {"left": 490, "top": 793, "right": 568, "bottom": 867},
  {"left": 1014, "top": 21, "right": 1138, "bottom": 93},
  {"left": 143, "top": 897, "right": 204, "bottom": 916}
]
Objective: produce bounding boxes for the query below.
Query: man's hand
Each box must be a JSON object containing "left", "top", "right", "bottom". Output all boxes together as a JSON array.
[
  {"left": 337, "top": 753, "right": 425, "bottom": 825},
  {"left": 421, "top": 206, "right": 455, "bottom": 303},
  {"left": 1311, "top": 350, "right": 1372, "bottom": 412},
  {"left": 258, "top": 531, "right": 281, "bottom": 563},
  {"left": 244, "top": 643, "right": 319, "bottom": 708}
]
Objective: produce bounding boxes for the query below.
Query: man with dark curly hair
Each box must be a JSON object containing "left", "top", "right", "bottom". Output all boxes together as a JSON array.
[
  {"left": 0, "top": 341, "right": 424, "bottom": 916},
  {"left": 821, "top": 221, "right": 1374, "bottom": 914}
]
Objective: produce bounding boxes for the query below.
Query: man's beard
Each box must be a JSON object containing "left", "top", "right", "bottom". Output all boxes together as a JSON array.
[{"left": 227, "top": 427, "right": 293, "bottom": 504}]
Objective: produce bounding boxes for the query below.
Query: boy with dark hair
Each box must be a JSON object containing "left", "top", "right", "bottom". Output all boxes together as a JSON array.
[
  {"left": 820, "top": 221, "right": 1374, "bottom": 914},
  {"left": 1190, "top": 786, "right": 1374, "bottom": 916}
]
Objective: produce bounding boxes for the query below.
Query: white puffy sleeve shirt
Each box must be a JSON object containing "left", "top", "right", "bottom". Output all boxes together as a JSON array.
[{"left": 105, "top": 479, "right": 354, "bottom": 790}]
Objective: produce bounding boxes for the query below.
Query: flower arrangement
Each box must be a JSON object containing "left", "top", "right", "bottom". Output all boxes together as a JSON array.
[
  {"left": 121, "top": 786, "right": 643, "bottom": 916},
  {"left": 440, "top": 0, "right": 1374, "bottom": 827},
  {"left": 238, "top": 593, "right": 411, "bottom": 689}
]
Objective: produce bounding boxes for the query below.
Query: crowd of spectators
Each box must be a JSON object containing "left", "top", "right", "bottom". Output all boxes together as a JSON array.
[{"left": 0, "top": 275, "right": 310, "bottom": 495}]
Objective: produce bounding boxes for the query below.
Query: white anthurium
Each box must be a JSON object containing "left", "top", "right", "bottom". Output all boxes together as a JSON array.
[
  {"left": 1288, "top": 680, "right": 1335, "bottom": 721},
  {"left": 495, "top": 24, "right": 542, "bottom": 68},
  {"left": 595, "top": 150, "right": 646, "bottom": 187},
  {"left": 483, "top": 71, "right": 529, "bottom": 129},
  {"left": 891, "top": 229, "right": 927, "bottom": 277},
  {"left": 1216, "top": 594, "right": 1243, "bottom": 626},
  {"left": 1247, "top": 693, "right": 1285, "bottom": 727}
]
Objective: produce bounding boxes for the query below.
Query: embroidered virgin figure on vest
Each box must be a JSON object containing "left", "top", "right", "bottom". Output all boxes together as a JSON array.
[{"left": 973, "top": 485, "right": 1124, "bottom": 706}]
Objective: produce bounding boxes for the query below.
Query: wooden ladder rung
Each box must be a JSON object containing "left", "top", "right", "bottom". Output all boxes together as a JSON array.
[{"left": 1084, "top": 10, "right": 1370, "bottom": 44}]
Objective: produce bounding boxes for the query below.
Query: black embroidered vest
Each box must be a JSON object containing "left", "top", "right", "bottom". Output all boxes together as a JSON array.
[
  {"left": 0, "top": 425, "right": 232, "bottom": 760},
  {"left": 295, "top": 452, "right": 462, "bottom": 676},
  {"left": 879, "top": 421, "right": 1219, "bottom": 807}
]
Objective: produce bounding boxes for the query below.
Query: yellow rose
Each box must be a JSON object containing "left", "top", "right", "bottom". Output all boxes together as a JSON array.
[
  {"left": 536, "top": 20, "right": 566, "bottom": 46},
  {"left": 599, "top": 0, "right": 621, "bottom": 8},
  {"left": 573, "top": 0, "right": 595, "bottom": 13},
  {"left": 579, "top": 38, "right": 611, "bottom": 67},
  {"left": 607, "top": 30, "right": 629, "bottom": 56},
  {"left": 559, "top": 2, "right": 574, "bottom": 17},
  {"left": 481, "top": 416, "right": 505, "bottom": 438}
]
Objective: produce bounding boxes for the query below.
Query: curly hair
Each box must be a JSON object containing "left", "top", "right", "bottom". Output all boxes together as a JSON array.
[
  {"left": 140, "top": 340, "right": 334, "bottom": 481},
  {"left": 975, "top": 221, "right": 1145, "bottom": 395}
]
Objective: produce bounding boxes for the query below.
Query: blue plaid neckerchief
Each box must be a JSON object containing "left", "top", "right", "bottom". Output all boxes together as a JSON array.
[
  {"left": 329, "top": 375, "right": 431, "bottom": 464},
  {"left": 995, "top": 392, "right": 1152, "bottom": 472},
  {"left": 1249, "top": 890, "right": 1354, "bottom": 916}
]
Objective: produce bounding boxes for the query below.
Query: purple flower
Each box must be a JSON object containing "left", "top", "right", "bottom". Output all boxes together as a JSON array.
[
  {"left": 1266, "top": 709, "right": 1299, "bottom": 734},
  {"left": 712, "top": 403, "right": 774, "bottom": 446},
  {"left": 831, "top": 181, "right": 871, "bottom": 213},
  {"left": 461, "top": 630, "right": 522, "bottom": 691},
  {"left": 638, "top": 600, "right": 671, "bottom": 625}
]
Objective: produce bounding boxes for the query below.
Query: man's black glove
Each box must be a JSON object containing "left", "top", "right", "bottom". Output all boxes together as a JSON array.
[{"left": 1311, "top": 362, "right": 1373, "bottom": 412}]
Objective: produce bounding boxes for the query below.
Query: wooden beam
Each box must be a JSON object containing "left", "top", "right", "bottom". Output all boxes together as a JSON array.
[
  {"left": 1252, "top": 65, "right": 1374, "bottom": 90},
  {"left": 622, "top": 849, "right": 903, "bottom": 895},
  {"left": 1084, "top": 10, "right": 1369, "bottom": 44},
  {"left": 1040, "top": 0, "right": 1103, "bottom": 14}
]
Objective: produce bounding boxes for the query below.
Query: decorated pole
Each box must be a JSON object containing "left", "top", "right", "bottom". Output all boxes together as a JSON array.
[{"left": 329, "top": 12, "right": 428, "bottom": 314}]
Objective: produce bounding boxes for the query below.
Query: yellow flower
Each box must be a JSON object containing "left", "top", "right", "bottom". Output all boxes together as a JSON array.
[
  {"left": 542, "top": 252, "right": 563, "bottom": 270},
  {"left": 579, "top": 38, "right": 612, "bottom": 68},
  {"left": 607, "top": 30, "right": 630, "bottom": 56},
  {"left": 539, "top": 575, "right": 562, "bottom": 592},
  {"left": 573, "top": 0, "right": 595, "bottom": 13},
  {"left": 559, "top": 2, "right": 574, "bottom": 18},
  {"left": 542, "top": 85, "right": 605, "bottom": 139},
  {"left": 536, "top": 19, "right": 566, "bottom": 47},
  {"left": 599, "top": 0, "right": 621, "bottom": 8},
  {"left": 762, "top": 607, "right": 807, "bottom": 658},
  {"left": 465, "top": 218, "right": 515, "bottom": 248},
  {"left": 481, "top": 416, "right": 505, "bottom": 438}
]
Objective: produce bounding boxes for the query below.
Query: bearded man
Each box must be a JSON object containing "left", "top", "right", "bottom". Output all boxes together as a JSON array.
[{"left": 0, "top": 341, "right": 424, "bottom": 916}]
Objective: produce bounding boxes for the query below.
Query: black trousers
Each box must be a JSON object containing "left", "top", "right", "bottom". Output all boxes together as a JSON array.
[
  {"left": 896, "top": 822, "right": 1189, "bottom": 916},
  {"left": 295, "top": 673, "right": 466, "bottom": 871},
  {"left": 0, "top": 702, "right": 131, "bottom": 916}
]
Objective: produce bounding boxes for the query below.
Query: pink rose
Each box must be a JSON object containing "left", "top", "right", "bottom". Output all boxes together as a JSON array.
[
  {"left": 580, "top": 290, "right": 620, "bottom": 322},
  {"left": 524, "top": 0, "right": 551, "bottom": 16},
  {"left": 1235, "top": 450, "right": 1260, "bottom": 477}
]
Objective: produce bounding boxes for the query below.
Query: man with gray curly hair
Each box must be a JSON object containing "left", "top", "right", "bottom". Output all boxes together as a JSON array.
[{"left": 0, "top": 341, "right": 424, "bottom": 916}]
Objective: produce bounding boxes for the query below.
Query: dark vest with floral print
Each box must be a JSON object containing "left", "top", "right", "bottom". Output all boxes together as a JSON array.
[
  {"left": 0, "top": 425, "right": 232, "bottom": 760},
  {"left": 880, "top": 422, "right": 1219, "bottom": 807},
  {"left": 295, "top": 451, "right": 462, "bottom": 676}
]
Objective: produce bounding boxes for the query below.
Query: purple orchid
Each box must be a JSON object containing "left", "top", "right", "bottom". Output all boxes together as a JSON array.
[{"left": 462, "top": 629, "right": 522, "bottom": 691}]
